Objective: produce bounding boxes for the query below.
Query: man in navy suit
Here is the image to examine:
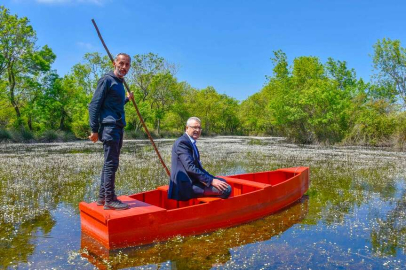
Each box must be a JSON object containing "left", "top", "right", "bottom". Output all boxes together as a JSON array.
[{"left": 168, "top": 117, "right": 232, "bottom": 201}]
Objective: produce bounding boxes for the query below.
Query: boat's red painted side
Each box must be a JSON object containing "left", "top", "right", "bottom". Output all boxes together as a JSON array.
[{"left": 79, "top": 166, "right": 309, "bottom": 249}]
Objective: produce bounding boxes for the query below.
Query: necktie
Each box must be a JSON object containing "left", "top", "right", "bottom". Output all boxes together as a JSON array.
[{"left": 192, "top": 141, "right": 200, "bottom": 161}]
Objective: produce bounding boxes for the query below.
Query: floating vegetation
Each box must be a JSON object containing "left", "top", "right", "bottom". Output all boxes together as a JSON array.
[{"left": 0, "top": 136, "right": 405, "bottom": 269}]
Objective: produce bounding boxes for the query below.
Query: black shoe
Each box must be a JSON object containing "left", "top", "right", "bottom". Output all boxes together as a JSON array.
[
  {"left": 97, "top": 195, "right": 117, "bottom": 206},
  {"left": 104, "top": 200, "right": 129, "bottom": 210},
  {"left": 96, "top": 198, "right": 104, "bottom": 206}
]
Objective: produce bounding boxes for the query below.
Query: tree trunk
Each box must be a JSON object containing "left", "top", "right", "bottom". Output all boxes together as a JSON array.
[
  {"left": 28, "top": 115, "right": 33, "bottom": 131},
  {"left": 8, "top": 66, "right": 23, "bottom": 127},
  {"left": 59, "top": 110, "right": 66, "bottom": 130}
]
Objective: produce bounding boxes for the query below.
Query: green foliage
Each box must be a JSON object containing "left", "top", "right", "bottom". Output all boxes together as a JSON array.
[
  {"left": 345, "top": 100, "right": 398, "bottom": 146},
  {"left": 266, "top": 53, "right": 354, "bottom": 144},
  {"left": 372, "top": 38, "right": 406, "bottom": 106},
  {"left": 239, "top": 92, "right": 272, "bottom": 135},
  {"left": 0, "top": 6, "right": 56, "bottom": 129},
  {"left": 0, "top": 128, "right": 11, "bottom": 141},
  {"left": 71, "top": 114, "right": 90, "bottom": 139},
  {"left": 36, "top": 130, "right": 76, "bottom": 142},
  {"left": 185, "top": 86, "right": 240, "bottom": 134},
  {"left": 393, "top": 111, "right": 406, "bottom": 150},
  {"left": 124, "top": 128, "right": 147, "bottom": 139},
  {"left": 0, "top": 7, "right": 405, "bottom": 147},
  {"left": 125, "top": 53, "right": 181, "bottom": 135},
  {"left": 8, "top": 128, "right": 34, "bottom": 142},
  {"left": 39, "top": 129, "right": 59, "bottom": 142}
]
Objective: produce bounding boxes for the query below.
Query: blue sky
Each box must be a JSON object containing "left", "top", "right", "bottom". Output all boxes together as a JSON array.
[{"left": 3, "top": 0, "right": 406, "bottom": 100}]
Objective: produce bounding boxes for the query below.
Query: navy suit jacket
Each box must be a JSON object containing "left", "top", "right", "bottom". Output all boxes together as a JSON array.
[{"left": 168, "top": 133, "right": 214, "bottom": 201}]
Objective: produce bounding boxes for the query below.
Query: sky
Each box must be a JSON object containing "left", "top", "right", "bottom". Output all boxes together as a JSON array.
[{"left": 3, "top": 0, "right": 406, "bottom": 101}]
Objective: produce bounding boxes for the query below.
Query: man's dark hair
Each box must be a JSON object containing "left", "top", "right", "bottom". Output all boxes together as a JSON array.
[{"left": 115, "top": 53, "right": 131, "bottom": 62}]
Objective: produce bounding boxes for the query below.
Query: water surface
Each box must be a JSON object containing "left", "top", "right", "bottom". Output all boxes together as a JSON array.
[{"left": 0, "top": 137, "right": 405, "bottom": 269}]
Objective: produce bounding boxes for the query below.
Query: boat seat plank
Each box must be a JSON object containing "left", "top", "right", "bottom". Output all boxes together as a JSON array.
[
  {"left": 197, "top": 197, "right": 222, "bottom": 203},
  {"left": 218, "top": 177, "right": 270, "bottom": 189},
  {"left": 158, "top": 185, "right": 221, "bottom": 203},
  {"left": 157, "top": 185, "right": 169, "bottom": 191}
]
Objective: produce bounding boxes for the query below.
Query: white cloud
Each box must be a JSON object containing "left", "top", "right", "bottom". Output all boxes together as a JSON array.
[{"left": 76, "top": 41, "right": 97, "bottom": 50}]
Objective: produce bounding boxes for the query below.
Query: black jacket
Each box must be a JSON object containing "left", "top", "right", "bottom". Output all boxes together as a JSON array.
[{"left": 88, "top": 72, "right": 129, "bottom": 133}]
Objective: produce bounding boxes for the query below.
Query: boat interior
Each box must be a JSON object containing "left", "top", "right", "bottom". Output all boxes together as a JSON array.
[{"left": 128, "top": 170, "right": 296, "bottom": 210}]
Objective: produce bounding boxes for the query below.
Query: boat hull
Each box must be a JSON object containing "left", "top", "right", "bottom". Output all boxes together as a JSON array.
[{"left": 79, "top": 167, "right": 309, "bottom": 249}]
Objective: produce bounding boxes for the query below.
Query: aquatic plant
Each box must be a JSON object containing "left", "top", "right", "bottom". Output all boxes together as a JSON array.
[{"left": 0, "top": 136, "right": 405, "bottom": 268}]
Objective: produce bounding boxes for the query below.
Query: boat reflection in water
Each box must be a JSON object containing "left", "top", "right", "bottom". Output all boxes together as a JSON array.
[{"left": 81, "top": 196, "right": 308, "bottom": 269}]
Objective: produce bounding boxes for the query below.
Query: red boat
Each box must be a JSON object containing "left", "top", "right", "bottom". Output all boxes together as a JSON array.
[
  {"left": 81, "top": 197, "right": 309, "bottom": 269},
  {"left": 79, "top": 166, "right": 309, "bottom": 249}
]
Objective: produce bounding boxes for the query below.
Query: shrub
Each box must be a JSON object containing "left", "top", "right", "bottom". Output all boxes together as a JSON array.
[
  {"left": 0, "top": 128, "right": 12, "bottom": 142},
  {"left": 21, "top": 129, "right": 35, "bottom": 142},
  {"left": 157, "top": 130, "right": 183, "bottom": 139},
  {"left": 393, "top": 112, "right": 406, "bottom": 150},
  {"left": 8, "top": 129, "right": 35, "bottom": 142},
  {"left": 71, "top": 121, "right": 90, "bottom": 139},
  {"left": 124, "top": 129, "right": 147, "bottom": 139},
  {"left": 58, "top": 131, "right": 77, "bottom": 142},
  {"left": 344, "top": 103, "right": 397, "bottom": 146},
  {"left": 39, "top": 130, "right": 59, "bottom": 142}
]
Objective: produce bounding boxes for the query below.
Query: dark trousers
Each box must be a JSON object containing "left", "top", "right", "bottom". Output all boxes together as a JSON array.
[
  {"left": 98, "top": 125, "right": 124, "bottom": 203},
  {"left": 192, "top": 178, "right": 232, "bottom": 199}
]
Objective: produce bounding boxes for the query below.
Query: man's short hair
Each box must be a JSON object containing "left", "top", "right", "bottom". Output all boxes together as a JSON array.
[
  {"left": 115, "top": 53, "right": 131, "bottom": 62},
  {"left": 186, "top": 117, "right": 201, "bottom": 126}
]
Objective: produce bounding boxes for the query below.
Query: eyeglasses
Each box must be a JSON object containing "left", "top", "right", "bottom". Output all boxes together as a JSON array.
[{"left": 188, "top": 126, "right": 202, "bottom": 131}]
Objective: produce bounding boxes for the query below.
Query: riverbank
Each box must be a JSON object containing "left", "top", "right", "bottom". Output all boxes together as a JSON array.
[{"left": 1, "top": 127, "right": 405, "bottom": 153}]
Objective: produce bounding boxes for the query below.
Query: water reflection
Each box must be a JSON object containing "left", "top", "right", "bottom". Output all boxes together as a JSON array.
[
  {"left": 1, "top": 138, "right": 405, "bottom": 268},
  {"left": 371, "top": 187, "right": 406, "bottom": 256},
  {"left": 80, "top": 196, "right": 308, "bottom": 269},
  {"left": 0, "top": 211, "right": 55, "bottom": 268}
]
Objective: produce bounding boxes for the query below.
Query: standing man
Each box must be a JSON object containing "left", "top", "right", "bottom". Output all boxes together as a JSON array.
[
  {"left": 168, "top": 117, "right": 232, "bottom": 201},
  {"left": 88, "top": 53, "right": 133, "bottom": 210}
]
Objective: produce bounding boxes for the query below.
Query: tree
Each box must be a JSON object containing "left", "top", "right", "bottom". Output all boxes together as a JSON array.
[
  {"left": 160, "top": 81, "right": 193, "bottom": 133},
  {"left": 128, "top": 53, "right": 177, "bottom": 102},
  {"left": 189, "top": 86, "right": 221, "bottom": 133},
  {"left": 33, "top": 72, "right": 70, "bottom": 131},
  {"left": 266, "top": 51, "right": 356, "bottom": 143},
  {"left": 325, "top": 58, "right": 357, "bottom": 92},
  {"left": 149, "top": 72, "right": 179, "bottom": 134},
  {"left": 267, "top": 49, "right": 289, "bottom": 80},
  {"left": 126, "top": 53, "right": 177, "bottom": 132},
  {"left": 216, "top": 94, "right": 240, "bottom": 134},
  {"left": 0, "top": 6, "right": 55, "bottom": 128},
  {"left": 372, "top": 38, "right": 406, "bottom": 107},
  {"left": 184, "top": 86, "right": 240, "bottom": 134},
  {"left": 239, "top": 92, "right": 272, "bottom": 134},
  {"left": 53, "top": 52, "right": 111, "bottom": 138}
]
